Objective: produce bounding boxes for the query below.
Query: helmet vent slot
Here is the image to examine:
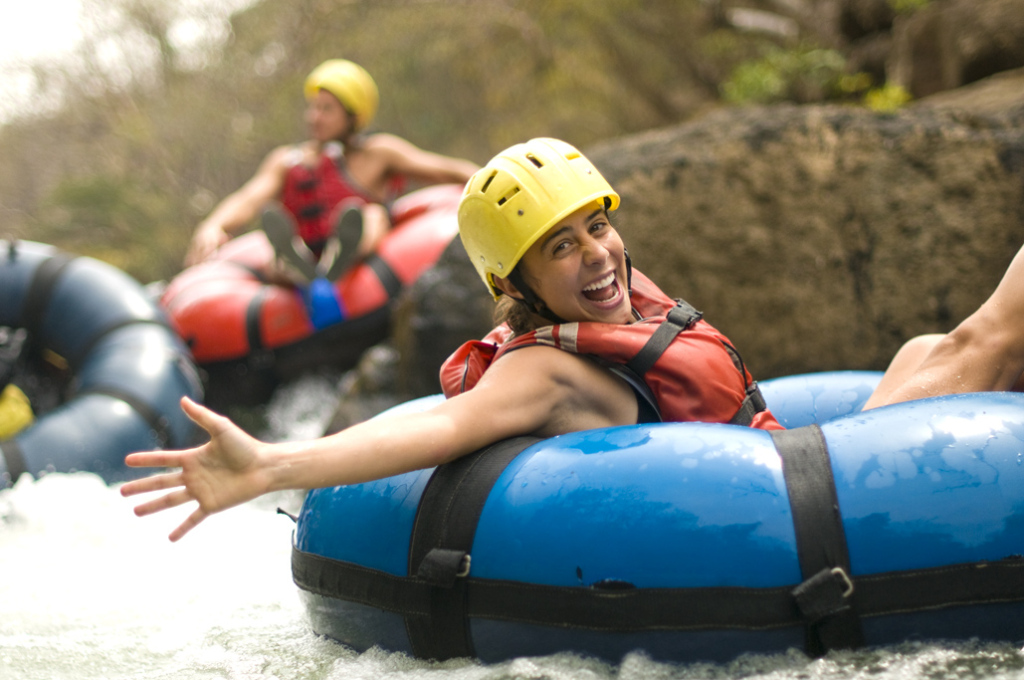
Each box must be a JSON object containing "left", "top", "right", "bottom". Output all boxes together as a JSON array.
[
  {"left": 480, "top": 170, "right": 497, "bottom": 193},
  {"left": 526, "top": 153, "right": 544, "bottom": 169},
  {"left": 497, "top": 186, "right": 520, "bottom": 206}
]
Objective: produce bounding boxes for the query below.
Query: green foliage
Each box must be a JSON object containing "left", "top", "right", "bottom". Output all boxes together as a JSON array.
[
  {"left": 721, "top": 47, "right": 852, "bottom": 105},
  {"left": 889, "top": 0, "right": 931, "bottom": 14},
  {"left": 37, "top": 174, "right": 183, "bottom": 281},
  {"left": 864, "top": 83, "right": 913, "bottom": 112}
]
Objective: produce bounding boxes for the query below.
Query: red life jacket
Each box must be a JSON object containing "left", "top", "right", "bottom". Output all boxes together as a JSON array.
[
  {"left": 439, "top": 270, "right": 783, "bottom": 430},
  {"left": 280, "top": 147, "right": 403, "bottom": 255}
]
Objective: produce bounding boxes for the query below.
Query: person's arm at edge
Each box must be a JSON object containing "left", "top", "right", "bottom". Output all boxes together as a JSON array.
[{"left": 184, "top": 145, "right": 293, "bottom": 266}]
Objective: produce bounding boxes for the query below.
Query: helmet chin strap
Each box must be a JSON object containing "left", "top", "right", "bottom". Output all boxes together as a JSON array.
[
  {"left": 624, "top": 249, "right": 633, "bottom": 295},
  {"left": 507, "top": 267, "right": 568, "bottom": 325},
  {"left": 507, "top": 250, "right": 634, "bottom": 327}
]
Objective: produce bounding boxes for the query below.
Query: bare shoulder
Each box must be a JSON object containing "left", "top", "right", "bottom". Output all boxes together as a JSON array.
[
  {"left": 359, "top": 133, "right": 422, "bottom": 161},
  {"left": 261, "top": 143, "right": 305, "bottom": 172},
  {"left": 472, "top": 345, "right": 639, "bottom": 436},
  {"left": 361, "top": 132, "right": 416, "bottom": 151}
]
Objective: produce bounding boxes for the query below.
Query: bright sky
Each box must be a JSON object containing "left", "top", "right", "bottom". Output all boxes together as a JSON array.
[
  {"left": 0, "top": 0, "right": 83, "bottom": 65},
  {"left": 0, "top": 0, "right": 256, "bottom": 124},
  {"left": 0, "top": 0, "right": 82, "bottom": 122}
]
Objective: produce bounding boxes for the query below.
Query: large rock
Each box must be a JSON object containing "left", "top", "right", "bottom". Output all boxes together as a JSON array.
[
  {"left": 585, "top": 71, "right": 1024, "bottom": 379},
  {"left": 390, "top": 237, "right": 497, "bottom": 398}
]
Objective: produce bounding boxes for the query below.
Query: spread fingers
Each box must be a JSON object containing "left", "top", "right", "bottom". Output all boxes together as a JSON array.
[
  {"left": 120, "top": 472, "right": 184, "bottom": 498},
  {"left": 132, "top": 488, "right": 194, "bottom": 517}
]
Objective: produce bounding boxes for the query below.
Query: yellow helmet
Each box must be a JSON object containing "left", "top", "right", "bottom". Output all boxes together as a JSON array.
[
  {"left": 304, "top": 59, "right": 379, "bottom": 132},
  {"left": 458, "top": 138, "right": 620, "bottom": 299}
]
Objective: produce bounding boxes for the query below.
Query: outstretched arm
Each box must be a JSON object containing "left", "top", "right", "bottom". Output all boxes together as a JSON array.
[
  {"left": 368, "top": 134, "right": 478, "bottom": 186},
  {"left": 121, "top": 347, "right": 638, "bottom": 541},
  {"left": 184, "top": 146, "right": 292, "bottom": 266}
]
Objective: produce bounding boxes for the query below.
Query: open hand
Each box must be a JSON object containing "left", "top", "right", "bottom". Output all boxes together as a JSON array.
[{"left": 121, "top": 397, "right": 271, "bottom": 541}]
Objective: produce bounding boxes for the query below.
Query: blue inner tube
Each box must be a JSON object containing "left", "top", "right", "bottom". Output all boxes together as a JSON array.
[
  {"left": 291, "top": 371, "right": 1024, "bottom": 664},
  {"left": 0, "top": 240, "right": 203, "bottom": 486}
]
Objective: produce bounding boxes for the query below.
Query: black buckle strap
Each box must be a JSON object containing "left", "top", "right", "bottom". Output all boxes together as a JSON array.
[
  {"left": 771, "top": 426, "right": 865, "bottom": 655},
  {"left": 729, "top": 381, "right": 767, "bottom": 426},
  {"left": 298, "top": 203, "right": 324, "bottom": 219},
  {"left": 625, "top": 301, "right": 702, "bottom": 377},
  {"left": 417, "top": 548, "right": 472, "bottom": 588},
  {"left": 293, "top": 547, "right": 1024, "bottom": 641},
  {"left": 793, "top": 566, "right": 855, "bottom": 623},
  {"left": 242, "top": 286, "right": 270, "bottom": 358}
]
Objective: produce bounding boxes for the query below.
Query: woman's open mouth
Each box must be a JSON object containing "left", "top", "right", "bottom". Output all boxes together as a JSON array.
[{"left": 581, "top": 272, "right": 619, "bottom": 302}]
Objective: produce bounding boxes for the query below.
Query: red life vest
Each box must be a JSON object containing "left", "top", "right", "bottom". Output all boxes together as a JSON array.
[
  {"left": 280, "top": 146, "right": 403, "bottom": 255},
  {"left": 439, "top": 270, "right": 783, "bottom": 430}
]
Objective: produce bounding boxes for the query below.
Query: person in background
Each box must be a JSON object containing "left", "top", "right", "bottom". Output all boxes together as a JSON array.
[{"left": 184, "top": 58, "right": 478, "bottom": 284}]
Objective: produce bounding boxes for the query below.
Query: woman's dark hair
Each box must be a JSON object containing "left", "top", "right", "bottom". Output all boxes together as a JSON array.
[{"left": 493, "top": 294, "right": 539, "bottom": 335}]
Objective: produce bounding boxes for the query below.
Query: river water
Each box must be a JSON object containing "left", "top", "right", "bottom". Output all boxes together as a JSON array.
[{"left": 3, "top": 374, "right": 1024, "bottom": 680}]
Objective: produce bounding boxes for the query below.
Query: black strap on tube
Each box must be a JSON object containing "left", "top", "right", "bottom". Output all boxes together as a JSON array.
[
  {"left": 364, "top": 254, "right": 403, "bottom": 300},
  {"left": 293, "top": 546, "right": 1024, "bottom": 637},
  {"left": 404, "top": 436, "right": 540, "bottom": 660},
  {"left": 245, "top": 286, "right": 270, "bottom": 354},
  {"left": 770, "top": 425, "right": 865, "bottom": 655},
  {"left": 21, "top": 253, "right": 75, "bottom": 342}
]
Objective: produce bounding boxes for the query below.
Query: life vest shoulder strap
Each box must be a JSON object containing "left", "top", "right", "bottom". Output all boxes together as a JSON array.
[
  {"left": 624, "top": 299, "right": 702, "bottom": 377},
  {"left": 625, "top": 298, "right": 768, "bottom": 427}
]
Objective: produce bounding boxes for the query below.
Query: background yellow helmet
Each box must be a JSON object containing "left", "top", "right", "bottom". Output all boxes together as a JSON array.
[
  {"left": 304, "top": 59, "right": 380, "bottom": 132},
  {"left": 458, "top": 138, "right": 620, "bottom": 299}
]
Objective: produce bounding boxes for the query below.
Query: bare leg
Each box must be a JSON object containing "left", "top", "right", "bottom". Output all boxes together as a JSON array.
[
  {"left": 866, "top": 244, "right": 1024, "bottom": 408},
  {"left": 358, "top": 203, "right": 391, "bottom": 257},
  {"left": 863, "top": 334, "right": 944, "bottom": 409}
]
